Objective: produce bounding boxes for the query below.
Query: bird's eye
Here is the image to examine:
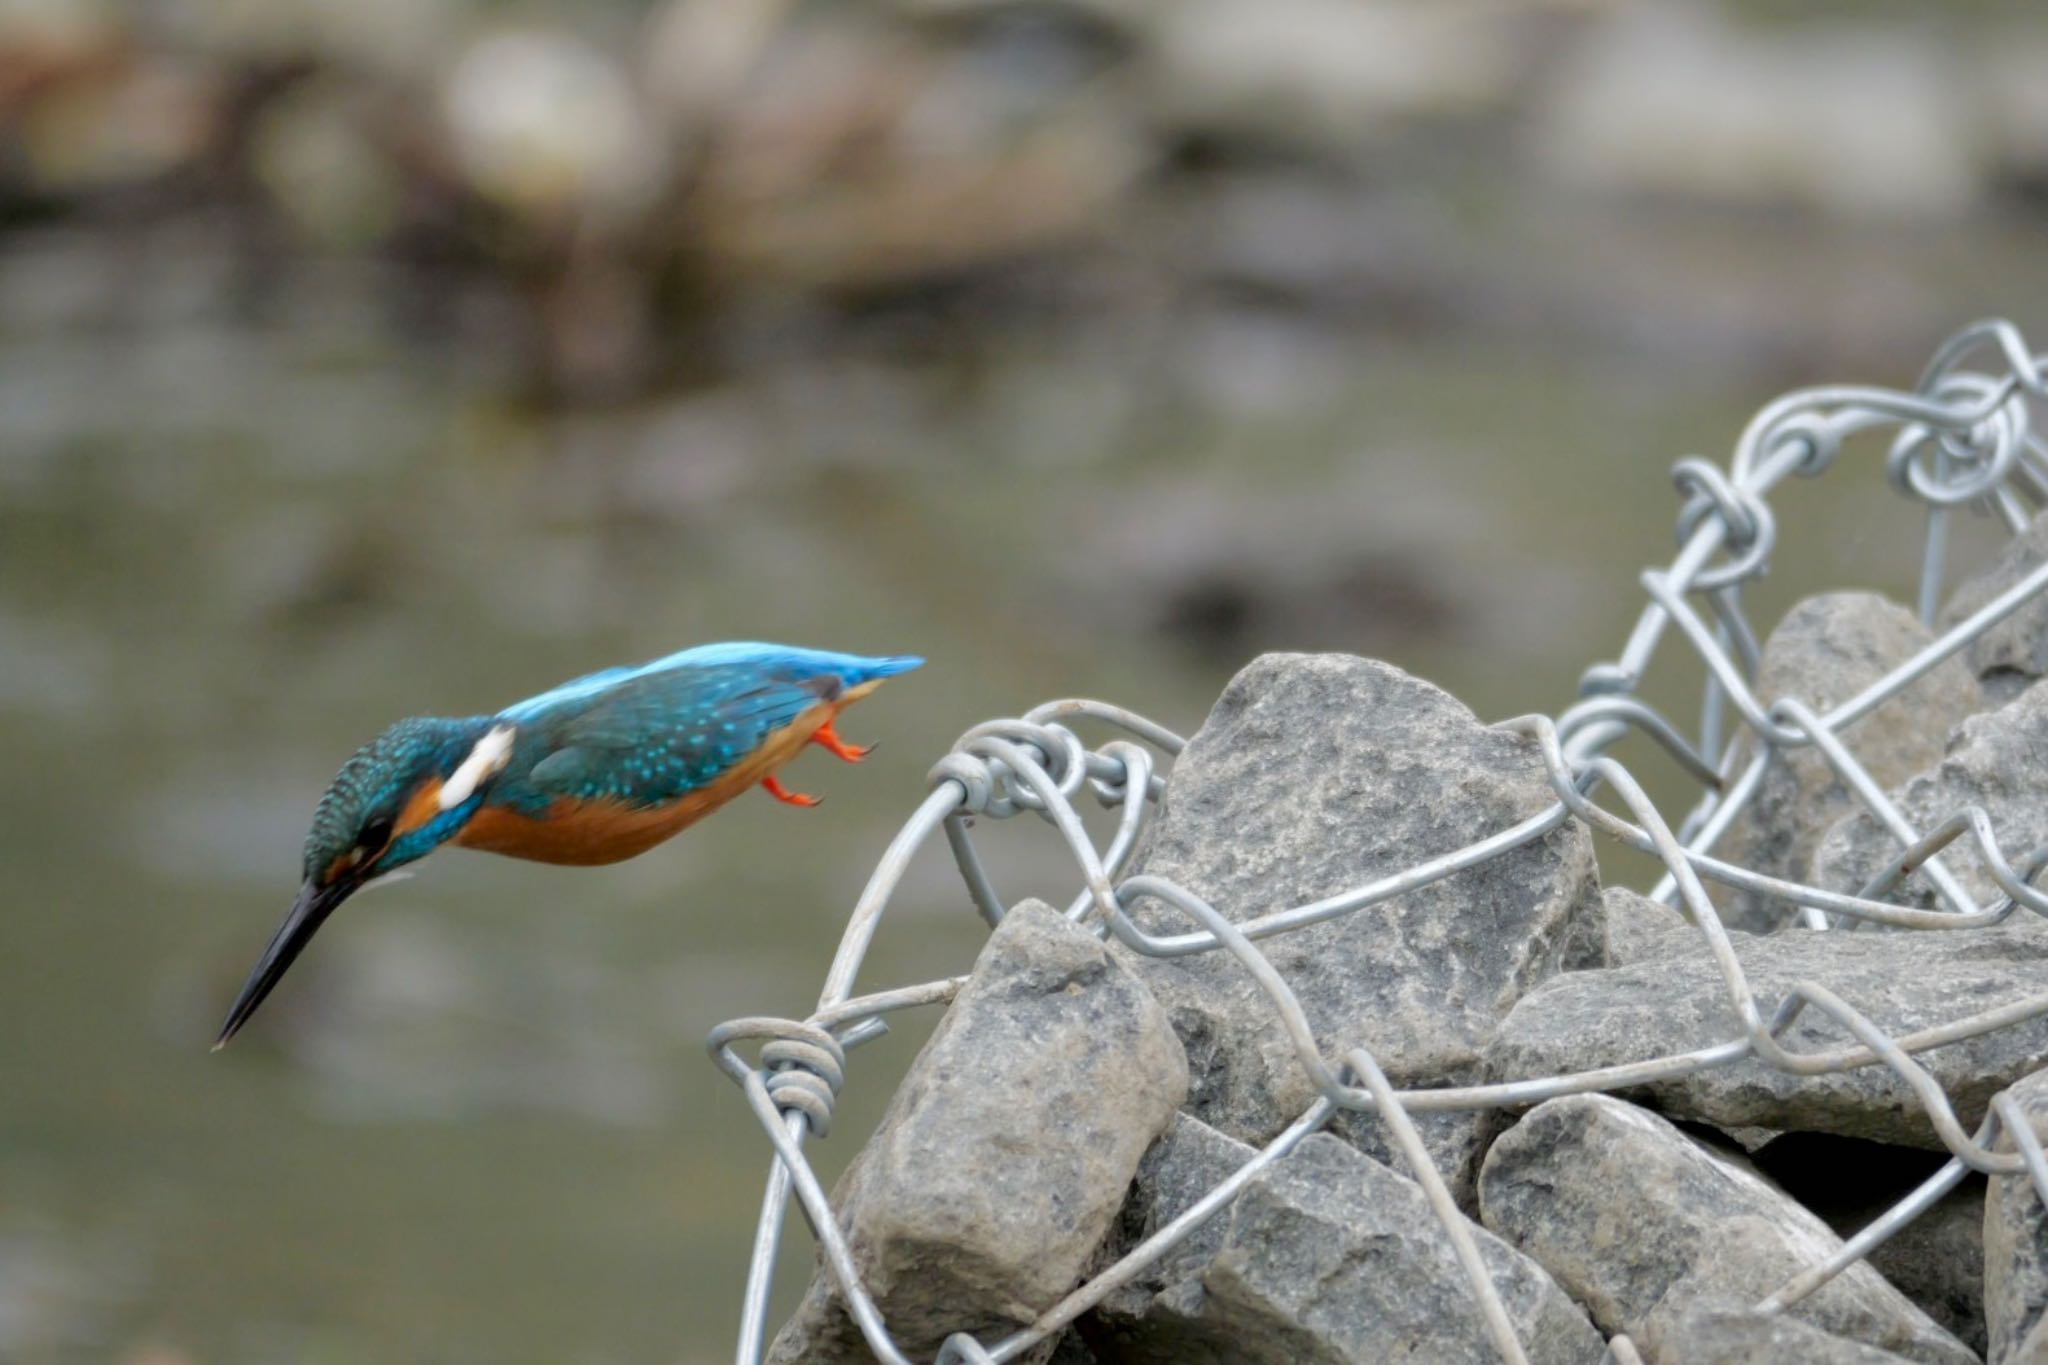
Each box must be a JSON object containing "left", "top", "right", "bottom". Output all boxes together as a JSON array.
[{"left": 359, "top": 816, "right": 396, "bottom": 852}]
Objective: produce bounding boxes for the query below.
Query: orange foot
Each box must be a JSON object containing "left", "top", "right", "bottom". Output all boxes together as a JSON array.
[
  {"left": 762, "top": 774, "right": 822, "bottom": 807},
  {"left": 811, "top": 720, "right": 873, "bottom": 764}
]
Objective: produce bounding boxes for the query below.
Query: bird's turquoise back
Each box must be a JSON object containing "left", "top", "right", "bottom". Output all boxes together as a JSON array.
[
  {"left": 489, "top": 644, "right": 922, "bottom": 814},
  {"left": 498, "top": 643, "right": 920, "bottom": 724}
]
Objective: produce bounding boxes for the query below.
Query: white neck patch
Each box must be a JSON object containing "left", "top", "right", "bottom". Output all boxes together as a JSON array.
[{"left": 441, "top": 724, "right": 517, "bottom": 810}]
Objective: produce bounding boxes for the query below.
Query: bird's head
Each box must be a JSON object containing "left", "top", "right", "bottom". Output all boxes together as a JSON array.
[{"left": 214, "top": 715, "right": 516, "bottom": 1049}]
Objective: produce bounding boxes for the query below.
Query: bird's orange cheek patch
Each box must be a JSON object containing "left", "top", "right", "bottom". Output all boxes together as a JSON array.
[{"left": 394, "top": 778, "right": 446, "bottom": 839}]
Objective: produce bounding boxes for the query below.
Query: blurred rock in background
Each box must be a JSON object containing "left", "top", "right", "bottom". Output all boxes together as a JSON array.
[{"left": 5, "top": 0, "right": 2045, "bottom": 404}]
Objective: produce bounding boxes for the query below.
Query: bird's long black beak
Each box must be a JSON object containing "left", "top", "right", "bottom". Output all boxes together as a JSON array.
[{"left": 213, "top": 876, "right": 354, "bottom": 1050}]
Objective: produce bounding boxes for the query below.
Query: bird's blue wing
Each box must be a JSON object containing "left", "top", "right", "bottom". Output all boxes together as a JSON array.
[
  {"left": 499, "top": 643, "right": 920, "bottom": 726},
  {"left": 502, "top": 663, "right": 834, "bottom": 810}
]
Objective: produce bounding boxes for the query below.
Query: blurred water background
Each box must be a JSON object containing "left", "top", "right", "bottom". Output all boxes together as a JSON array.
[{"left": 3, "top": 0, "right": 2047, "bottom": 1360}]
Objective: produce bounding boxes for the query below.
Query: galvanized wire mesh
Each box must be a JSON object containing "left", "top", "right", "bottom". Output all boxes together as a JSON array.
[{"left": 710, "top": 318, "right": 2048, "bottom": 1365}]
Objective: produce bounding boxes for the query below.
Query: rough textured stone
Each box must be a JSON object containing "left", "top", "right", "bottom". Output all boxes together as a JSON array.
[
  {"left": 1812, "top": 677, "right": 2048, "bottom": 912},
  {"left": 1868, "top": 1188, "right": 1987, "bottom": 1358},
  {"left": 1986, "top": 1068, "right": 2048, "bottom": 1364},
  {"left": 1750, "top": 1132, "right": 1986, "bottom": 1355},
  {"left": 1478, "top": 1095, "right": 1976, "bottom": 1364},
  {"left": 1938, "top": 512, "right": 2048, "bottom": 703},
  {"left": 2007, "top": 1318, "right": 2048, "bottom": 1365},
  {"left": 1084, "top": 1127, "right": 1602, "bottom": 1364},
  {"left": 1661, "top": 1307, "right": 1919, "bottom": 1364},
  {"left": 1089, "top": 1113, "right": 1257, "bottom": 1341},
  {"left": 1113, "top": 653, "right": 1601, "bottom": 1206},
  {"left": 1490, "top": 922, "right": 2048, "bottom": 1149},
  {"left": 1714, "top": 592, "right": 1980, "bottom": 932},
  {"left": 768, "top": 900, "right": 1189, "bottom": 1365},
  {"left": 1595, "top": 886, "right": 1701, "bottom": 968}
]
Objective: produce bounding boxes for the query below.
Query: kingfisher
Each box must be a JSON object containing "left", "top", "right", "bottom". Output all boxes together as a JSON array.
[{"left": 214, "top": 642, "right": 922, "bottom": 1049}]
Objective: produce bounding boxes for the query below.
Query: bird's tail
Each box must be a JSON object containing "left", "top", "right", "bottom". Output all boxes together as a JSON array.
[{"left": 852, "top": 654, "right": 924, "bottom": 684}]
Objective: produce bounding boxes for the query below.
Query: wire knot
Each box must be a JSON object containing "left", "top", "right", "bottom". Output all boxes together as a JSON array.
[
  {"left": 706, "top": 1017, "right": 848, "bottom": 1138},
  {"left": 1672, "top": 456, "right": 1776, "bottom": 588},
  {"left": 1084, "top": 739, "right": 1154, "bottom": 808},
  {"left": 929, "top": 720, "right": 1089, "bottom": 818},
  {"left": 1888, "top": 369, "right": 2032, "bottom": 508}
]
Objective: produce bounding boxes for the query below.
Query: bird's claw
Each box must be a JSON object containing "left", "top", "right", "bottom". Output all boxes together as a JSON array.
[
  {"left": 812, "top": 720, "right": 873, "bottom": 764},
  {"left": 762, "top": 774, "right": 822, "bottom": 807}
]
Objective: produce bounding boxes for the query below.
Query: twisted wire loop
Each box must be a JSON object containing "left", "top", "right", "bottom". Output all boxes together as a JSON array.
[
  {"left": 709, "top": 321, "right": 2048, "bottom": 1365},
  {"left": 706, "top": 1019, "right": 849, "bottom": 1138}
]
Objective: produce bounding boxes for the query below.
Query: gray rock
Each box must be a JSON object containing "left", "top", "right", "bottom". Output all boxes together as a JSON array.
[
  {"left": 1983, "top": 35, "right": 2048, "bottom": 194},
  {"left": 1986, "top": 1068, "right": 2048, "bottom": 1364},
  {"left": 1090, "top": 1113, "right": 1259, "bottom": 1338},
  {"left": 1811, "top": 677, "right": 2048, "bottom": 912},
  {"left": 2008, "top": 1317, "right": 2048, "bottom": 1364},
  {"left": 1478, "top": 1095, "right": 1976, "bottom": 1364},
  {"left": 1713, "top": 592, "right": 1980, "bottom": 933},
  {"left": 442, "top": 31, "right": 651, "bottom": 220},
  {"left": 768, "top": 900, "right": 1189, "bottom": 1365},
  {"left": 1321, "top": 1107, "right": 1512, "bottom": 1221},
  {"left": 1489, "top": 923, "right": 2048, "bottom": 1149},
  {"left": 1149, "top": 0, "right": 1539, "bottom": 162},
  {"left": 1661, "top": 1307, "right": 1919, "bottom": 1364},
  {"left": 1595, "top": 886, "right": 1700, "bottom": 968},
  {"left": 1531, "top": 3, "right": 1982, "bottom": 219},
  {"left": 1750, "top": 1132, "right": 1986, "bottom": 1354},
  {"left": 1085, "top": 1127, "right": 1602, "bottom": 1364},
  {"left": 1938, "top": 512, "right": 2048, "bottom": 702},
  {"left": 1113, "top": 653, "right": 1601, "bottom": 1206},
  {"left": 1869, "top": 1188, "right": 1987, "bottom": 1358}
]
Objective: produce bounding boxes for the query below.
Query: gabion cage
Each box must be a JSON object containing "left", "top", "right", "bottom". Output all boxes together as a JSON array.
[{"left": 709, "top": 318, "right": 2048, "bottom": 1364}]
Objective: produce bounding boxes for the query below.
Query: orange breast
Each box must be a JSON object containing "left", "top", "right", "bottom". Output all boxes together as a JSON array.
[
  {"left": 455, "top": 697, "right": 849, "bottom": 866},
  {"left": 455, "top": 790, "right": 722, "bottom": 865}
]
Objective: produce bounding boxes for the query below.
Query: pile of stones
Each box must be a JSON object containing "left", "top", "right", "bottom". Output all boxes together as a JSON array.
[{"left": 767, "top": 518, "right": 2048, "bottom": 1364}]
